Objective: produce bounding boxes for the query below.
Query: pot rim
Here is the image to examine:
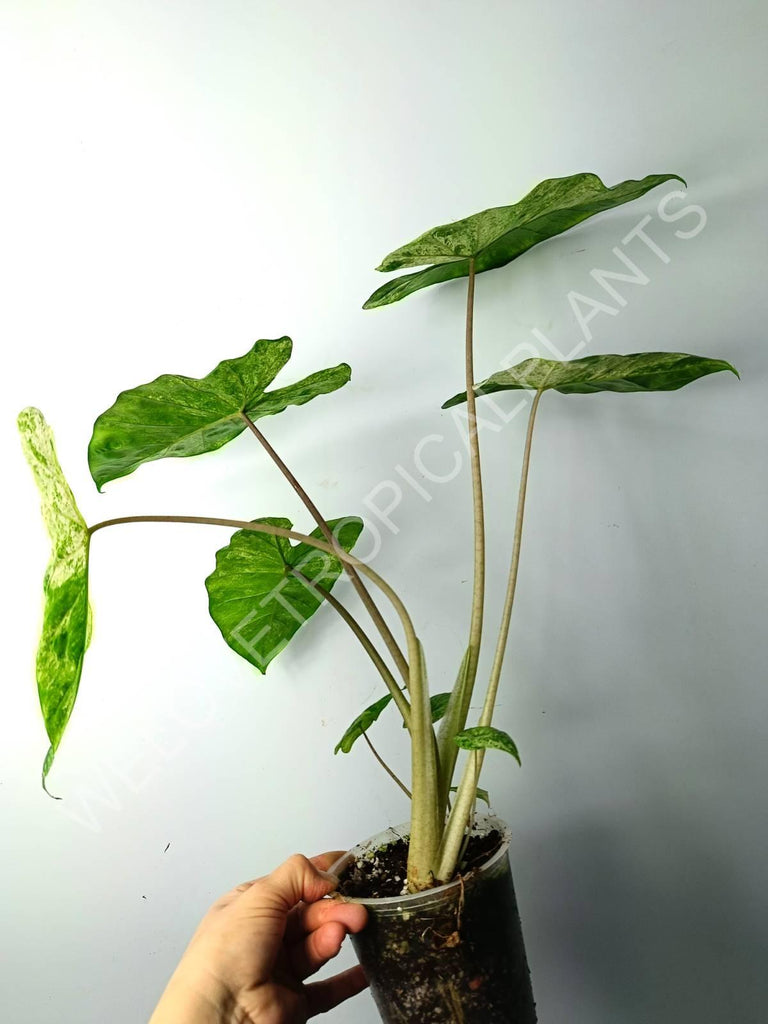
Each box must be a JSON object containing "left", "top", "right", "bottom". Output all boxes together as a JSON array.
[{"left": 330, "top": 813, "right": 511, "bottom": 908}]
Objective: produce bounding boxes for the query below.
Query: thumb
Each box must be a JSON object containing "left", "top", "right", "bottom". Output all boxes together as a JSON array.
[{"left": 247, "top": 854, "right": 339, "bottom": 913}]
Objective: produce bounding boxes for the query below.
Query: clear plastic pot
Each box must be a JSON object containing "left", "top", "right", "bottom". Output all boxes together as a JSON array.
[{"left": 331, "top": 815, "right": 537, "bottom": 1023}]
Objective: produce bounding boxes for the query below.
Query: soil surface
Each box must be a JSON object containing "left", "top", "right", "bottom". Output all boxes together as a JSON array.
[{"left": 338, "top": 829, "right": 503, "bottom": 898}]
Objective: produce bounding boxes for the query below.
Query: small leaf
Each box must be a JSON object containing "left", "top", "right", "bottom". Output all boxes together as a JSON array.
[
  {"left": 18, "top": 408, "right": 91, "bottom": 793},
  {"left": 364, "top": 173, "right": 684, "bottom": 308},
  {"left": 401, "top": 691, "right": 451, "bottom": 728},
  {"left": 443, "top": 352, "right": 738, "bottom": 407},
  {"left": 206, "top": 516, "right": 363, "bottom": 674},
  {"left": 344, "top": 688, "right": 446, "bottom": 744},
  {"left": 429, "top": 692, "right": 451, "bottom": 724},
  {"left": 88, "top": 337, "right": 351, "bottom": 489},
  {"left": 455, "top": 726, "right": 521, "bottom": 765},
  {"left": 334, "top": 694, "right": 394, "bottom": 754},
  {"left": 450, "top": 785, "right": 490, "bottom": 806}
]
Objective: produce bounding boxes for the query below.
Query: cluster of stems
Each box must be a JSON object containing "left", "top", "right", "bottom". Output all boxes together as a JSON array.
[{"left": 89, "top": 260, "right": 543, "bottom": 892}]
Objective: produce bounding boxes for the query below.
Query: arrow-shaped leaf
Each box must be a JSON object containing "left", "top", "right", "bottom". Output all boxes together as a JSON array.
[
  {"left": 364, "top": 172, "right": 684, "bottom": 308},
  {"left": 443, "top": 352, "right": 738, "bottom": 407},
  {"left": 206, "top": 516, "right": 363, "bottom": 674},
  {"left": 335, "top": 694, "right": 393, "bottom": 754},
  {"left": 88, "top": 337, "right": 351, "bottom": 489},
  {"left": 338, "top": 690, "right": 450, "bottom": 753},
  {"left": 455, "top": 726, "right": 521, "bottom": 765},
  {"left": 18, "top": 408, "right": 92, "bottom": 793}
]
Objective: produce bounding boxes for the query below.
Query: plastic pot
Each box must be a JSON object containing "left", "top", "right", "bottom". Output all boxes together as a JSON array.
[{"left": 332, "top": 814, "right": 537, "bottom": 1023}]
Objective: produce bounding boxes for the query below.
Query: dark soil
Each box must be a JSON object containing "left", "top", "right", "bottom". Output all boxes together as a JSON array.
[
  {"left": 338, "top": 829, "right": 503, "bottom": 898},
  {"left": 339, "top": 827, "right": 537, "bottom": 1022}
]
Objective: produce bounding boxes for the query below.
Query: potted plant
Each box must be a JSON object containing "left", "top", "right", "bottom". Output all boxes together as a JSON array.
[{"left": 18, "top": 172, "right": 737, "bottom": 1022}]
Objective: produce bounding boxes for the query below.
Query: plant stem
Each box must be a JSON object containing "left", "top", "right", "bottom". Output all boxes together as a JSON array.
[
  {"left": 479, "top": 388, "right": 543, "bottom": 725},
  {"left": 434, "top": 750, "right": 481, "bottom": 884},
  {"left": 437, "top": 258, "right": 485, "bottom": 809},
  {"left": 87, "top": 514, "right": 417, "bottom": 663},
  {"left": 433, "top": 389, "right": 544, "bottom": 883},
  {"left": 407, "top": 638, "right": 441, "bottom": 889},
  {"left": 289, "top": 569, "right": 410, "bottom": 726},
  {"left": 88, "top": 512, "right": 439, "bottom": 887},
  {"left": 240, "top": 412, "right": 410, "bottom": 684},
  {"left": 464, "top": 259, "right": 485, "bottom": 681},
  {"left": 363, "top": 732, "right": 411, "bottom": 799}
]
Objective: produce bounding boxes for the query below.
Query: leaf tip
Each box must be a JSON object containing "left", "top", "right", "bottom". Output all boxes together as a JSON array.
[
  {"left": 362, "top": 279, "right": 399, "bottom": 310},
  {"left": 89, "top": 467, "right": 107, "bottom": 494},
  {"left": 42, "top": 748, "right": 62, "bottom": 800},
  {"left": 17, "top": 405, "right": 42, "bottom": 430},
  {"left": 441, "top": 391, "right": 465, "bottom": 410},
  {"left": 646, "top": 172, "right": 686, "bottom": 190}
]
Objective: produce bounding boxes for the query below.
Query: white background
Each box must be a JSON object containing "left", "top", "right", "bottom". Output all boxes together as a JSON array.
[{"left": 1, "top": 2, "right": 766, "bottom": 1021}]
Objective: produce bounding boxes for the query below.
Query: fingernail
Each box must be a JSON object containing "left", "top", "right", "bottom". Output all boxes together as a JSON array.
[{"left": 319, "top": 869, "right": 340, "bottom": 887}]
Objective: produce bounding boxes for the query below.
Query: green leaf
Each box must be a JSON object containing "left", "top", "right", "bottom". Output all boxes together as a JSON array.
[
  {"left": 455, "top": 726, "right": 521, "bottom": 765},
  {"left": 364, "top": 172, "right": 684, "bottom": 308},
  {"left": 88, "top": 337, "right": 351, "bottom": 489},
  {"left": 206, "top": 516, "right": 363, "bottom": 674},
  {"left": 450, "top": 785, "right": 490, "bottom": 806},
  {"left": 443, "top": 352, "right": 738, "bottom": 407},
  {"left": 429, "top": 692, "right": 451, "bottom": 724},
  {"left": 401, "top": 691, "right": 451, "bottom": 728},
  {"left": 334, "top": 694, "right": 394, "bottom": 754},
  {"left": 340, "top": 688, "right": 446, "bottom": 752},
  {"left": 18, "top": 408, "right": 91, "bottom": 793}
]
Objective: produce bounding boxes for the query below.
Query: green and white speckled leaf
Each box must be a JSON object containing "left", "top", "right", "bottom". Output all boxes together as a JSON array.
[
  {"left": 206, "top": 516, "right": 363, "bottom": 675},
  {"left": 364, "top": 173, "right": 684, "bottom": 308},
  {"left": 455, "top": 726, "right": 521, "bottom": 765},
  {"left": 88, "top": 337, "right": 351, "bottom": 489},
  {"left": 443, "top": 351, "right": 738, "bottom": 407},
  {"left": 18, "top": 408, "right": 91, "bottom": 793}
]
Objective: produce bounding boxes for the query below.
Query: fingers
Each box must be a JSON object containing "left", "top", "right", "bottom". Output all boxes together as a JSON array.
[
  {"left": 214, "top": 851, "right": 348, "bottom": 916},
  {"left": 305, "top": 965, "right": 369, "bottom": 1017},
  {"left": 285, "top": 894, "right": 367, "bottom": 944},
  {"left": 291, "top": 919, "right": 347, "bottom": 978},
  {"left": 207, "top": 876, "right": 263, "bottom": 913},
  {"left": 288, "top": 900, "right": 368, "bottom": 979},
  {"left": 309, "top": 851, "right": 347, "bottom": 874},
  {"left": 243, "top": 854, "right": 339, "bottom": 913}
]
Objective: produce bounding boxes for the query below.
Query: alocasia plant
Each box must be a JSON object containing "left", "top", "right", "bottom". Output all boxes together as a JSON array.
[{"left": 19, "top": 171, "right": 737, "bottom": 891}]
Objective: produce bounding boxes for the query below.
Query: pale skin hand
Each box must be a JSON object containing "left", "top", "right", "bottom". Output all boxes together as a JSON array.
[{"left": 149, "top": 852, "right": 368, "bottom": 1024}]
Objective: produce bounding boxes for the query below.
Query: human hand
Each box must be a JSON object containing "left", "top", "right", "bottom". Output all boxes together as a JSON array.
[{"left": 149, "top": 851, "right": 368, "bottom": 1024}]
